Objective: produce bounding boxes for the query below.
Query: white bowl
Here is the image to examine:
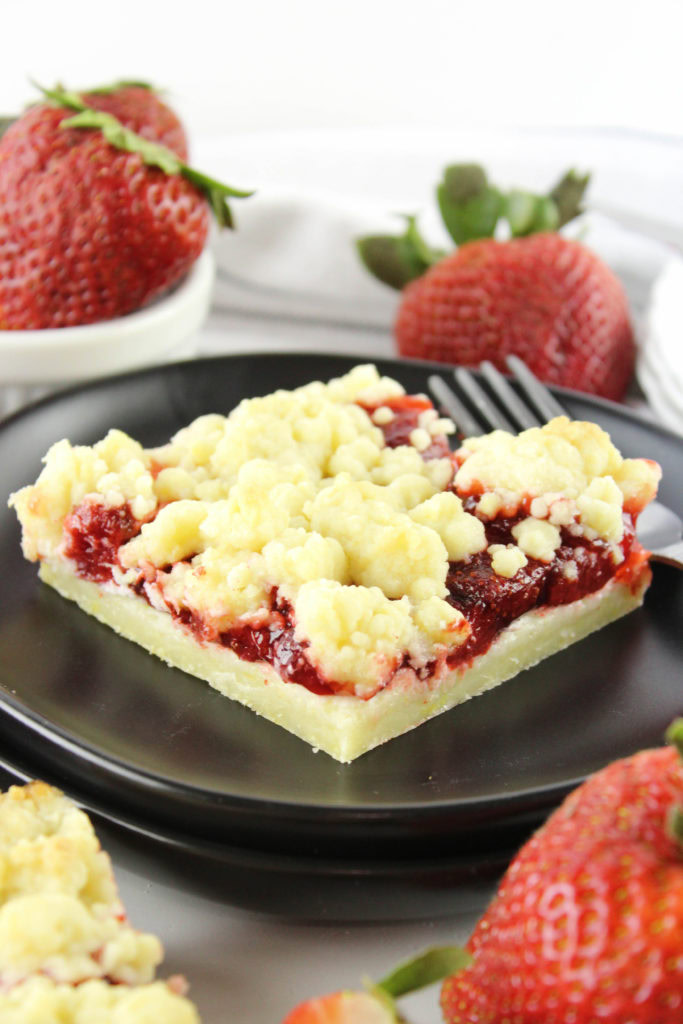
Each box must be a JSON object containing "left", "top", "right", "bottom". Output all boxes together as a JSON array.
[{"left": 0, "top": 249, "right": 215, "bottom": 419}]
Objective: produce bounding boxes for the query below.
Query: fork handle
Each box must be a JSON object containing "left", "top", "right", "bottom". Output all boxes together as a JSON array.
[{"left": 650, "top": 540, "right": 683, "bottom": 570}]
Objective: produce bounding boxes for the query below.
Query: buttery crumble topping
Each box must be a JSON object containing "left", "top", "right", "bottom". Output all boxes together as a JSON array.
[
  {"left": 0, "top": 977, "right": 199, "bottom": 1023},
  {"left": 9, "top": 366, "right": 661, "bottom": 700}
]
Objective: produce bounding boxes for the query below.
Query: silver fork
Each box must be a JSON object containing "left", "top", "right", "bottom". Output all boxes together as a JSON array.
[{"left": 428, "top": 355, "right": 683, "bottom": 570}]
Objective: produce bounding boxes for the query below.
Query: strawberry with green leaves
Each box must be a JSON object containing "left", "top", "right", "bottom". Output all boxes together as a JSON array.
[
  {"left": 0, "top": 81, "right": 251, "bottom": 329},
  {"left": 441, "top": 719, "right": 683, "bottom": 1023},
  {"left": 282, "top": 947, "right": 470, "bottom": 1024},
  {"left": 280, "top": 723, "right": 683, "bottom": 1024},
  {"left": 359, "top": 166, "right": 636, "bottom": 401}
]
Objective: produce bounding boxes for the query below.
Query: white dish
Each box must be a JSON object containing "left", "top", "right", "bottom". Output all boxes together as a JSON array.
[{"left": 0, "top": 249, "right": 215, "bottom": 419}]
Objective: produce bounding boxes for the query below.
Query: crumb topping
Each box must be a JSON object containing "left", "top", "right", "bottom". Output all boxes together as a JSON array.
[
  {"left": 488, "top": 544, "right": 528, "bottom": 578},
  {"left": 457, "top": 416, "right": 661, "bottom": 540},
  {"left": 0, "top": 977, "right": 199, "bottom": 1023},
  {"left": 9, "top": 367, "right": 661, "bottom": 700},
  {"left": 512, "top": 518, "right": 563, "bottom": 563}
]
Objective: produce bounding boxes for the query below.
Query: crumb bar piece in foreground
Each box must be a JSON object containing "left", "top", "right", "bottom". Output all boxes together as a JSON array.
[
  {"left": 0, "top": 782, "right": 200, "bottom": 1022},
  {"left": 10, "top": 365, "right": 661, "bottom": 762}
]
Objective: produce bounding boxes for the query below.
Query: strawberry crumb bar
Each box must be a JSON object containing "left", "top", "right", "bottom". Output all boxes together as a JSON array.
[
  {"left": 10, "top": 365, "right": 661, "bottom": 762},
  {"left": 0, "top": 782, "right": 199, "bottom": 1022}
]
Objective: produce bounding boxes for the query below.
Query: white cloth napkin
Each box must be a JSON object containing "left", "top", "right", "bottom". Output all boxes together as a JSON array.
[
  {"left": 197, "top": 128, "right": 683, "bottom": 432},
  {"left": 210, "top": 190, "right": 399, "bottom": 330}
]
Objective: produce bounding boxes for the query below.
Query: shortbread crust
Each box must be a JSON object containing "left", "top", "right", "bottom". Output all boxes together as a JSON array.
[{"left": 40, "top": 558, "right": 650, "bottom": 763}]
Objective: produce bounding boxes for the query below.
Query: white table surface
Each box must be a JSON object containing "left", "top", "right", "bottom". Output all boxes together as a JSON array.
[{"left": 99, "top": 813, "right": 488, "bottom": 1024}]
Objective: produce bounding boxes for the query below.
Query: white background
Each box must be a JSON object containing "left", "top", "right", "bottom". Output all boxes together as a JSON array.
[{"left": 2, "top": 0, "right": 682, "bottom": 139}]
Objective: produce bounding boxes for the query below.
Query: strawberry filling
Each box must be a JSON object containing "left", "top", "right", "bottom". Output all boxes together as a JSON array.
[
  {"left": 174, "top": 597, "right": 335, "bottom": 696},
  {"left": 360, "top": 395, "right": 452, "bottom": 460},
  {"left": 63, "top": 502, "right": 141, "bottom": 583},
  {"left": 446, "top": 518, "right": 641, "bottom": 665},
  {"left": 62, "top": 498, "right": 644, "bottom": 699}
]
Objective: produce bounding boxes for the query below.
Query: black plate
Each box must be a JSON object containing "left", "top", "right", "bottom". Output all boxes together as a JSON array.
[
  {"left": 0, "top": 353, "right": 681, "bottom": 861},
  {"left": 0, "top": 736, "right": 508, "bottom": 921}
]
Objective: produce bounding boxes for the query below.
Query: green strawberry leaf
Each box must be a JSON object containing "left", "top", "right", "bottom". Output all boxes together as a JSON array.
[
  {"left": 363, "top": 985, "right": 402, "bottom": 1022},
  {"left": 356, "top": 235, "right": 423, "bottom": 290},
  {"left": 374, "top": 945, "right": 472, "bottom": 998},
  {"left": 548, "top": 169, "right": 590, "bottom": 227},
  {"left": 666, "top": 717, "right": 683, "bottom": 759},
  {"left": 505, "top": 189, "right": 539, "bottom": 236},
  {"left": 31, "top": 80, "right": 87, "bottom": 113},
  {"left": 181, "top": 166, "right": 254, "bottom": 228},
  {"left": 532, "top": 195, "right": 561, "bottom": 232},
  {"left": 357, "top": 215, "right": 443, "bottom": 290},
  {"left": 403, "top": 214, "right": 444, "bottom": 267},
  {"left": 665, "top": 718, "right": 683, "bottom": 846},
  {"left": 506, "top": 190, "right": 560, "bottom": 236},
  {"left": 62, "top": 109, "right": 181, "bottom": 173},
  {"left": 440, "top": 163, "right": 488, "bottom": 205},
  {"left": 0, "top": 116, "right": 15, "bottom": 140},
  {"left": 33, "top": 82, "right": 253, "bottom": 229},
  {"left": 437, "top": 164, "right": 503, "bottom": 244}
]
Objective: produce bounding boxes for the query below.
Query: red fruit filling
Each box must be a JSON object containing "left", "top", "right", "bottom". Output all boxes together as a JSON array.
[
  {"left": 360, "top": 395, "right": 452, "bottom": 460},
  {"left": 62, "top": 497, "right": 645, "bottom": 699},
  {"left": 63, "top": 502, "right": 142, "bottom": 584},
  {"left": 447, "top": 517, "right": 639, "bottom": 665},
  {"left": 172, "top": 597, "right": 333, "bottom": 696}
]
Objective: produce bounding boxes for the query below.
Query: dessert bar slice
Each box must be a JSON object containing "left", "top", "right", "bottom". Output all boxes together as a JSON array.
[
  {"left": 0, "top": 781, "right": 199, "bottom": 1021},
  {"left": 0, "top": 781, "right": 161, "bottom": 989},
  {"left": 10, "top": 365, "right": 661, "bottom": 762}
]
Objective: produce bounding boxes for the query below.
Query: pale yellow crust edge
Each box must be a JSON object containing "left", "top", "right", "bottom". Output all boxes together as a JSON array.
[{"left": 39, "top": 560, "right": 650, "bottom": 763}]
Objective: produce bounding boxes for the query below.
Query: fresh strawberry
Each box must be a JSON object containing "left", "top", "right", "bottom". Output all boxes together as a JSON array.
[
  {"left": 281, "top": 947, "right": 470, "bottom": 1024},
  {"left": 440, "top": 719, "right": 683, "bottom": 1023},
  {"left": 282, "top": 991, "right": 395, "bottom": 1024},
  {"left": 396, "top": 233, "right": 635, "bottom": 401},
  {"left": 358, "top": 167, "right": 636, "bottom": 401},
  {"left": 0, "top": 82, "right": 250, "bottom": 330}
]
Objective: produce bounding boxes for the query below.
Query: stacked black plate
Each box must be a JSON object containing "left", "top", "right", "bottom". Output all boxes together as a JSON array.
[{"left": 0, "top": 353, "right": 681, "bottom": 921}]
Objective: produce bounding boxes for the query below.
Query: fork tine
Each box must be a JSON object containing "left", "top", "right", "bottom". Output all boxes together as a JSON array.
[
  {"left": 428, "top": 374, "right": 482, "bottom": 438},
  {"left": 505, "top": 355, "right": 566, "bottom": 421},
  {"left": 478, "top": 361, "right": 540, "bottom": 431},
  {"left": 452, "top": 366, "right": 517, "bottom": 432}
]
